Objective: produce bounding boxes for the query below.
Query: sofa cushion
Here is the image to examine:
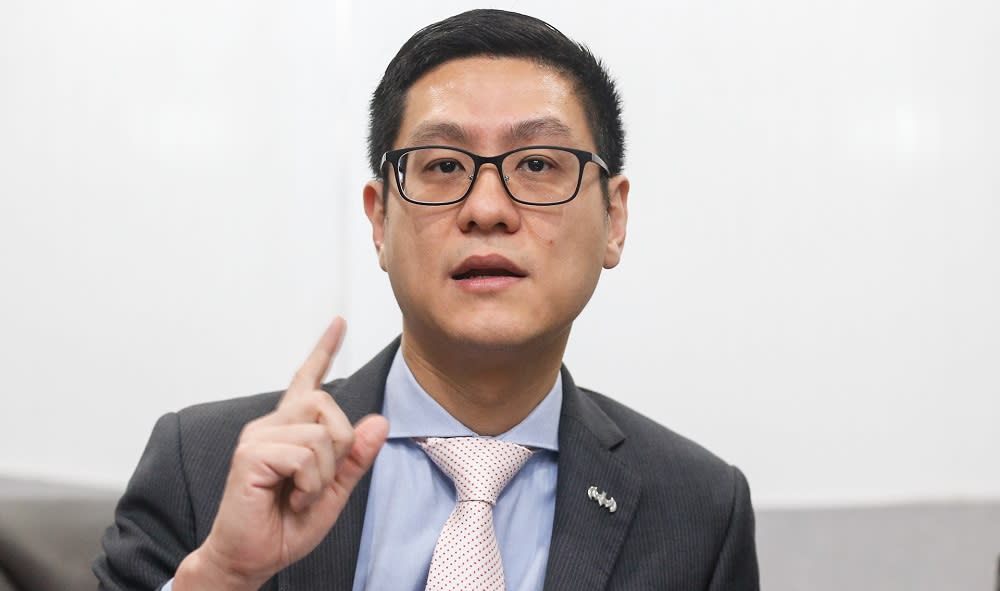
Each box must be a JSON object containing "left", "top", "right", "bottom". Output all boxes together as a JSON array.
[{"left": 0, "top": 478, "right": 117, "bottom": 591}]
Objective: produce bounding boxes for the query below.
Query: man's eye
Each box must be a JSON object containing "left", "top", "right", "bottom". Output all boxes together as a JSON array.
[
  {"left": 429, "top": 160, "right": 462, "bottom": 174},
  {"left": 521, "top": 158, "right": 552, "bottom": 173}
]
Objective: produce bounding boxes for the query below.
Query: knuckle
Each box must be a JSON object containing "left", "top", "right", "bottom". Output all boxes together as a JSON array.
[
  {"left": 240, "top": 417, "right": 262, "bottom": 434},
  {"left": 310, "top": 423, "right": 333, "bottom": 444},
  {"left": 306, "top": 389, "right": 331, "bottom": 407},
  {"left": 239, "top": 419, "right": 265, "bottom": 440},
  {"left": 288, "top": 451, "right": 308, "bottom": 473},
  {"left": 231, "top": 442, "right": 256, "bottom": 465}
]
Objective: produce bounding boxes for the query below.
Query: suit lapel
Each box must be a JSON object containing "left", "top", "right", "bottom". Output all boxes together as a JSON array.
[
  {"left": 279, "top": 339, "right": 400, "bottom": 590},
  {"left": 543, "top": 368, "right": 640, "bottom": 591}
]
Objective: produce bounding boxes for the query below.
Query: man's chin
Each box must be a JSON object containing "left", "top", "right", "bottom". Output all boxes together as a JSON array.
[
  {"left": 445, "top": 326, "right": 536, "bottom": 352},
  {"left": 401, "top": 307, "right": 571, "bottom": 355},
  {"left": 437, "top": 317, "right": 572, "bottom": 355}
]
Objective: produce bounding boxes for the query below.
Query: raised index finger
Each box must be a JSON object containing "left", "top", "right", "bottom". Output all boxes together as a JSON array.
[{"left": 287, "top": 317, "right": 347, "bottom": 396}]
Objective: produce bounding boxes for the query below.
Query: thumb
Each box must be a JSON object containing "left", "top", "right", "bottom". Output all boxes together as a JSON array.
[{"left": 333, "top": 414, "right": 389, "bottom": 491}]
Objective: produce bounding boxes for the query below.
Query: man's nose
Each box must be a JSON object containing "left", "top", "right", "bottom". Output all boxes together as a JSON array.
[{"left": 455, "top": 163, "right": 521, "bottom": 233}]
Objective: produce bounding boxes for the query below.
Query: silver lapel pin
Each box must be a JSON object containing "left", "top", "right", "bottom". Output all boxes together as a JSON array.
[{"left": 587, "top": 485, "right": 617, "bottom": 513}]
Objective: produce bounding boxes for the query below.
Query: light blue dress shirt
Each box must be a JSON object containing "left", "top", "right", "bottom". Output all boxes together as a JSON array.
[
  {"left": 163, "top": 349, "right": 560, "bottom": 591},
  {"left": 351, "top": 349, "right": 561, "bottom": 590}
]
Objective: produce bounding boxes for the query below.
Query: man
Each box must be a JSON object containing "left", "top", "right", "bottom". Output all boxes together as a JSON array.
[{"left": 95, "top": 9, "right": 758, "bottom": 590}]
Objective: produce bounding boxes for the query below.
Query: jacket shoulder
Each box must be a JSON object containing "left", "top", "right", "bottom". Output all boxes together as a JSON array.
[{"left": 579, "top": 387, "right": 742, "bottom": 505}]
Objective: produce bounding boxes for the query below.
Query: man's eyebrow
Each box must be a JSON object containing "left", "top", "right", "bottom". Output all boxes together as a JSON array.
[
  {"left": 508, "top": 117, "right": 573, "bottom": 142},
  {"left": 408, "top": 122, "right": 469, "bottom": 145},
  {"left": 405, "top": 117, "right": 575, "bottom": 150}
]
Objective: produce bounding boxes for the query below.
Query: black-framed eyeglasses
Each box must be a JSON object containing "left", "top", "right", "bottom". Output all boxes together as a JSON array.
[{"left": 378, "top": 145, "right": 610, "bottom": 206}]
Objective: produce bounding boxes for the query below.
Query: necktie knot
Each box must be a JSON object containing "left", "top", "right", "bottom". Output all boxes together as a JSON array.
[{"left": 417, "top": 436, "right": 533, "bottom": 504}]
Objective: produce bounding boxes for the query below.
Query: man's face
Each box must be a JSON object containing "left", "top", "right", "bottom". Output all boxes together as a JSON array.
[{"left": 364, "top": 56, "right": 628, "bottom": 353}]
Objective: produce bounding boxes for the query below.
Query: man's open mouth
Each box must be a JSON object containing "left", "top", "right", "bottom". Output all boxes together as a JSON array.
[{"left": 450, "top": 254, "right": 527, "bottom": 281}]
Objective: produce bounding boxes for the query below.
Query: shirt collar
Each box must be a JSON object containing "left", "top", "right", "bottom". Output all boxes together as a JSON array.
[{"left": 382, "top": 347, "right": 561, "bottom": 452}]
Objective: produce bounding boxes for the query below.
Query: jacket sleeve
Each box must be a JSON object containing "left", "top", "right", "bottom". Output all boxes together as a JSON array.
[
  {"left": 706, "top": 466, "right": 760, "bottom": 591},
  {"left": 93, "top": 413, "right": 197, "bottom": 591}
]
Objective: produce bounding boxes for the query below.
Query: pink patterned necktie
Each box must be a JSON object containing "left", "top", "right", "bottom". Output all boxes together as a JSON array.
[{"left": 416, "top": 436, "right": 534, "bottom": 591}]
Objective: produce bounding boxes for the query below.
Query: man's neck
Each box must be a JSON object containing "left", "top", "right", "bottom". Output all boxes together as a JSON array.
[{"left": 399, "top": 330, "right": 568, "bottom": 436}]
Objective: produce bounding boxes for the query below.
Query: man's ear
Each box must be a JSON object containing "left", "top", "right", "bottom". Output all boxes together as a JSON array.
[
  {"left": 603, "top": 175, "right": 629, "bottom": 269},
  {"left": 363, "top": 180, "right": 388, "bottom": 271}
]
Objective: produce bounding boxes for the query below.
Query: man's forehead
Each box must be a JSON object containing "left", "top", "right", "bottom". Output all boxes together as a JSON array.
[{"left": 395, "top": 56, "right": 591, "bottom": 150}]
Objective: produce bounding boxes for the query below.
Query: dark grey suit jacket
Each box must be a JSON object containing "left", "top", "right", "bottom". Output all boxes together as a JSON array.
[{"left": 95, "top": 340, "right": 759, "bottom": 590}]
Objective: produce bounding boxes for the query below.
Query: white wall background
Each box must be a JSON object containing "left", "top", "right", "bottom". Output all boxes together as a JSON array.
[{"left": 1, "top": 0, "right": 997, "bottom": 508}]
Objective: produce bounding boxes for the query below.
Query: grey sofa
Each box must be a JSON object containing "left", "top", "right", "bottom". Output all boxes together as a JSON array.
[
  {"left": 0, "top": 478, "right": 116, "bottom": 591},
  {"left": 1, "top": 476, "right": 998, "bottom": 590}
]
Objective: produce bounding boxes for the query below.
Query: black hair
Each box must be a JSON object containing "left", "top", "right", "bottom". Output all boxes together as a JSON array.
[{"left": 367, "top": 9, "right": 625, "bottom": 181}]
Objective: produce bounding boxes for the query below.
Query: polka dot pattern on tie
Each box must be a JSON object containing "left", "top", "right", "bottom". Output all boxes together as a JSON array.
[{"left": 416, "top": 437, "right": 534, "bottom": 591}]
